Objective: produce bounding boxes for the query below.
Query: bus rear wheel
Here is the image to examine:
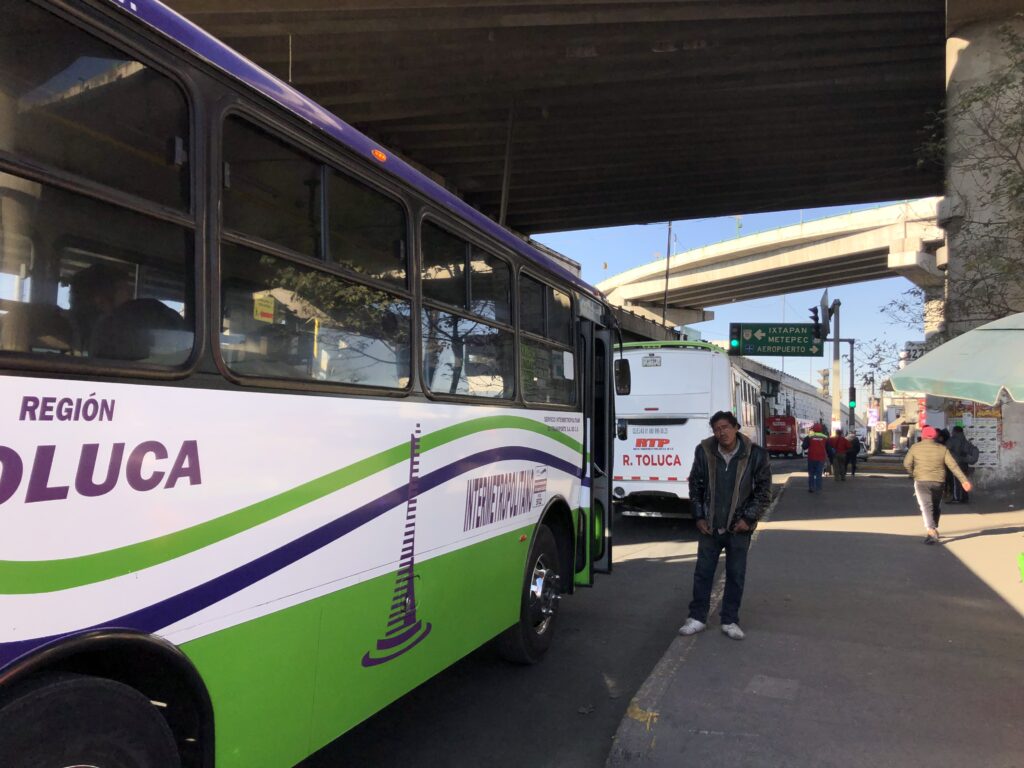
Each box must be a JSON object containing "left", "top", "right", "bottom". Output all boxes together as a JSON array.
[
  {"left": 0, "top": 673, "right": 181, "bottom": 768},
  {"left": 497, "top": 524, "right": 562, "bottom": 665}
]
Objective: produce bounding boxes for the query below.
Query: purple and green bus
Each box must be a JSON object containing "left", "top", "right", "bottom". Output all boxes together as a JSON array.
[{"left": 0, "top": 1, "right": 618, "bottom": 765}]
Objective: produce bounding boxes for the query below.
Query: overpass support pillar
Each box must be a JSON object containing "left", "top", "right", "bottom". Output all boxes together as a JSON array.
[
  {"left": 922, "top": 286, "right": 945, "bottom": 343},
  {"left": 943, "top": 12, "right": 1024, "bottom": 336},
  {"left": 887, "top": 237, "right": 946, "bottom": 342}
]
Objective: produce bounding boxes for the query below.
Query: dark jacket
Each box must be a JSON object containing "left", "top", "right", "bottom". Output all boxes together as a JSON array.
[
  {"left": 689, "top": 433, "right": 772, "bottom": 531},
  {"left": 945, "top": 432, "right": 969, "bottom": 468},
  {"left": 846, "top": 435, "right": 861, "bottom": 459}
]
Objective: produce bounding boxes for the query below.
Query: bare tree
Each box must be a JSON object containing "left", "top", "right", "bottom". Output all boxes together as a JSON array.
[{"left": 883, "top": 25, "right": 1024, "bottom": 333}]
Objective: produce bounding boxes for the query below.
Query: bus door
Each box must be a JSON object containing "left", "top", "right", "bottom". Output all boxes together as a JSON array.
[{"left": 577, "top": 314, "right": 614, "bottom": 584}]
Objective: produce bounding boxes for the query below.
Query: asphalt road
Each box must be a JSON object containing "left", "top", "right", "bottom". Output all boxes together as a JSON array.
[{"left": 302, "top": 458, "right": 805, "bottom": 768}]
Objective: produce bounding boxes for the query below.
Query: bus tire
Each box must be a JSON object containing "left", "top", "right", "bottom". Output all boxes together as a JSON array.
[
  {"left": 0, "top": 673, "right": 181, "bottom": 768},
  {"left": 497, "top": 524, "right": 561, "bottom": 665}
]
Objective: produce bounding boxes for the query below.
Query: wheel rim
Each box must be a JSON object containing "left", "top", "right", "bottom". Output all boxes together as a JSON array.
[{"left": 527, "top": 554, "right": 559, "bottom": 635}]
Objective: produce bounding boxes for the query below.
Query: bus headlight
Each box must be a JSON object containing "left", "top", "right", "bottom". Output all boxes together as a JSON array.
[{"left": 613, "top": 486, "right": 625, "bottom": 499}]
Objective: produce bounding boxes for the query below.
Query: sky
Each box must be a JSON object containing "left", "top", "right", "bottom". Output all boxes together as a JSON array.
[{"left": 534, "top": 202, "right": 927, "bottom": 404}]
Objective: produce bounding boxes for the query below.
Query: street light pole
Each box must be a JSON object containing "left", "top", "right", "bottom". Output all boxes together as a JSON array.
[
  {"left": 846, "top": 339, "right": 856, "bottom": 434},
  {"left": 838, "top": 337, "right": 858, "bottom": 433},
  {"left": 830, "top": 300, "right": 841, "bottom": 431},
  {"left": 661, "top": 220, "right": 673, "bottom": 325}
]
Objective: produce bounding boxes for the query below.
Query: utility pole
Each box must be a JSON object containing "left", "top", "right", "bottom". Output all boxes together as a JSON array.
[
  {"left": 838, "top": 339, "right": 857, "bottom": 433},
  {"left": 661, "top": 220, "right": 673, "bottom": 325},
  {"left": 830, "top": 300, "right": 841, "bottom": 431}
]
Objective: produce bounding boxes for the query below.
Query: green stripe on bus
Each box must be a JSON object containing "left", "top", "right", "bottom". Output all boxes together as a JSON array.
[
  {"left": 422, "top": 415, "right": 582, "bottom": 454},
  {"left": 0, "top": 415, "right": 582, "bottom": 594},
  {"left": 182, "top": 524, "right": 528, "bottom": 767}
]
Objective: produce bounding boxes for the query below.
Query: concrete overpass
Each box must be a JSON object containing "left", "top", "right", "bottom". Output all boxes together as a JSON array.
[
  {"left": 596, "top": 198, "right": 945, "bottom": 327},
  {"left": 164, "top": 0, "right": 948, "bottom": 233},
  {"left": 162, "top": 0, "right": 1021, "bottom": 339}
]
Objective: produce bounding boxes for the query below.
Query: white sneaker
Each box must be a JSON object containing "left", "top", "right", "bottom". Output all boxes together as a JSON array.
[
  {"left": 678, "top": 618, "right": 706, "bottom": 636},
  {"left": 721, "top": 623, "right": 745, "bottom": 640}
]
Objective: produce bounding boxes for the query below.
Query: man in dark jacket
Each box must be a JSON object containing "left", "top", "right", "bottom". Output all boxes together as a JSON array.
[{"left": 678, "top": 411, "right": 772, "bottom": 641}]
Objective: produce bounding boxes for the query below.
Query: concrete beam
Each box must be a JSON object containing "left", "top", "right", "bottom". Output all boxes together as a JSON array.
[
  {"left": 886, "top": 240, "right": 945, "bottom": 287},
  {"left": 621, "top": 302, "right": 715, "bottom": 328},
  {"left": 611, "top": 307, "right": 681, "bottom": 343},
  {"left": 947, "top": 0, "right": 1023, "bottom": 36}
]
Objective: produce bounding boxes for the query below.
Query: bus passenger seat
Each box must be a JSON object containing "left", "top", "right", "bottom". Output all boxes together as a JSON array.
[
  {"left": 0, "top": 303, "right": 73, "bottom": 354},
  {"left": 90, "top": 298, "right": 186, "bottom": 361}
]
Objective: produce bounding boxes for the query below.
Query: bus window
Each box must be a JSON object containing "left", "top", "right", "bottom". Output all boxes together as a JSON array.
[
  {"left": 220, "top": 242, "right": 411, "bottom": 388},
  {"left": 421, "top": 221, "right": 467, "bottom": 309},
  {"left": 469, "top": 251, "right": 511, "bottom": 325},
  {"left": 0, "top": 174, "right": 194, "bottom": 365},
  {"left": 327, "top": 168, "right": 407, "bottom": 287},
  {"left": 422, "top": 310, "right": 513, "bottom": 398},
  {"left": 520, "top": 275, "right": 576, "bottom": 405},
  {"left": 549, "top": 287, "right": 573, "bottom": 346},
  {"left": 421, "top": 221, "right": 513, "bottom": 399},
  {"left": 520, "top": 275, "right": 545, "bottom": 337},
  {"left": 0, "top": 2, "right": 189, "bottom": 210},
  {"left": 223, "top": 116, "right": 322, "bottom": 259}
]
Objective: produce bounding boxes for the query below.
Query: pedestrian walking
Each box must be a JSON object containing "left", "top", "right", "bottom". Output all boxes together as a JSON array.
[
  {"left": 802, "top": 424, "right": 829, "bottom": 493},
  {"left": 903, "top": 425, "right": 972, "bottom": 544},
  {"left": 945, "top": 426, "right": 978, "bottom": 503},
  {"left": 846, "top": 432, "right": 861, "bottom": 477},
  {"left": 678, "top": 411, "right": 772, "bottom": 641},
  {"left": 828, "top": 429, "right": 851, "bottom": 481}
]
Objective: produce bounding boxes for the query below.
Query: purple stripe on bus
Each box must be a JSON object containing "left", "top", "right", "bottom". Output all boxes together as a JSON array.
[
  {"left": 376, "top": 621, "right": 422, "bottom": 649},
  {"left": 0, "top": 446, "right": 582, "bottom": 668}
]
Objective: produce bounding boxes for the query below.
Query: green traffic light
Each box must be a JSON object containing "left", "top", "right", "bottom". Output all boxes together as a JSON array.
[
  {"left": 730, "top": 339, "right": 739, "bottom": 348},
  {"left": 848, "top": 401, "right": 856, "bottom": 408}
]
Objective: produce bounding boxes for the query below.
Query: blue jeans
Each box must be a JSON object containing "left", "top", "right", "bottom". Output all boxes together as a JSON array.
[
  {"left": 688, "top": 529, "right": 752, "bottom": 625},
  {"left": 807, "top": 459, "right": 825, "bottom": 491}
]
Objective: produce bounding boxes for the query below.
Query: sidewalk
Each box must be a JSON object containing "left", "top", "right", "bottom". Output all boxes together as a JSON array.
[{"left": 607, "top": 470, "right": 1024, "bottom": 768}]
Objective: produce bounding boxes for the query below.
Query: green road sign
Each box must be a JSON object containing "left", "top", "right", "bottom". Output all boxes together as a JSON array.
[{"left": 734, "top": 323, "right": 823, "bottom": 356}]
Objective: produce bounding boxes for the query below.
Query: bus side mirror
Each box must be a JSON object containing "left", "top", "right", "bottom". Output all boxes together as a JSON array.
[{"left": 614, "top": 359, "right": 631, "bottom": 395}]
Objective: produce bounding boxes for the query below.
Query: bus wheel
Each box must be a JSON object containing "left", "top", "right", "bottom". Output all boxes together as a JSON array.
[
  {"left": 497, "top": 524, "right": 561, "bottom": 665},
  {"left": 0, "top": 673, "right": 181, "bottom": 768}
]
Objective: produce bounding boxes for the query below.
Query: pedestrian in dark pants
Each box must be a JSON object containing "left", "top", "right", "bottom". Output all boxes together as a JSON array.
[
  {"left": 846, "top": 433, "right": 861, "bottom": 477},
  {"left": 945, "top": 426, "right": 975, "bottom": 503},
  {"left": 802, "top": 425, "right": 829, "bottom": 493},
  {"left": 678, "top": 411, "right": 772, "bottom": 641},
  {"left": 828, "top": 429, "right": 850, "bottom": 480},
  {"left": 904, "top": 425, "right": 972, "bottom": 544}
]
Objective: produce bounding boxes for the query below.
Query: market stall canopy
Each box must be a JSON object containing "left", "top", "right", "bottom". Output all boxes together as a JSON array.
[{"left": 890, "top": 313, "right": 1024, "bottom": 405}]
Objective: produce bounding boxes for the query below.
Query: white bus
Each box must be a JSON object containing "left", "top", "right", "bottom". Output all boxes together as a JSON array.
[
  {"left": 612, "top": 341, "right": 762, "bottom": 518},
  {"left": 0, "top": 1, "right": 617, "bottom": 765}
]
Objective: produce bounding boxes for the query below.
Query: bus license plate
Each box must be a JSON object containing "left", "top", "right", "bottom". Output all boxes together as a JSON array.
[{"left": 642, "top": 355, "right": 661, "bottom": 367}]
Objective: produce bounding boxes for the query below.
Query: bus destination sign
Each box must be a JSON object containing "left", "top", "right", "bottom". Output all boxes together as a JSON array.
[{"left": 732, "top": 323, "right": 823, "bottom": 357}]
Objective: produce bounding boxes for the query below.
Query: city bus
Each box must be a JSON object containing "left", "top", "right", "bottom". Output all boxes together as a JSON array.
[
  {"left": 0, "top": 0, "right": 617, "bottom": 765},
  {"left": 764, "top": 414, "right": 809, "bottom": 457},
  {"left": 612, "top": 341, "right": 762, "bottom": 517}
]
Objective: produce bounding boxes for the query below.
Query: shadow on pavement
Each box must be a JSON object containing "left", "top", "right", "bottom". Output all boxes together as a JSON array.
[{"left": 607, "top": 474, "right": 1024, "bottom": 768}]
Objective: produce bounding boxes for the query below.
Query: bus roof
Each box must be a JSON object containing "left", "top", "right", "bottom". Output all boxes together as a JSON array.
[
  {"left": 106, "top": 0, "right": 598, "bottom": 300},
  {"left": 621, "top": 340, "right": 726, "bottom": 354}
]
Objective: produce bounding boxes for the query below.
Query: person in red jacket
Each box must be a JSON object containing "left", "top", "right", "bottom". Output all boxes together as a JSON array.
[
  {"left": 828, "top": 429, "right": 851, "bottom": 480},
  {"left": 802, "top": 424, "right": 829, "bottom": 493}
]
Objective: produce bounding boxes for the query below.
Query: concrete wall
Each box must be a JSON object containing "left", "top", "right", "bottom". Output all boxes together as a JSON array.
[
  {"left": 943, "top": 15, "right": 1024, "bottom": 335},
  {"left": 996, "top": 400, "right": 1024, "bottom": 486}
]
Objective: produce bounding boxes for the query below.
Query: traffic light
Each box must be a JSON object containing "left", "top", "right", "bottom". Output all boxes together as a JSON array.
[
  {"left": 809, "top": 307, "right": 821, "bottom": 340},
  {"left": 728, "top": 323, "right": 741, "bottom": 355},
  {"left": 848, "top": 386, "right": 857, "bottom": 410}
]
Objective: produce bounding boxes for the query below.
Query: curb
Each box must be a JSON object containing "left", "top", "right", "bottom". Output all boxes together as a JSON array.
[{"left": 604, "top": 478, "right": 789, "bottom": 766}]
